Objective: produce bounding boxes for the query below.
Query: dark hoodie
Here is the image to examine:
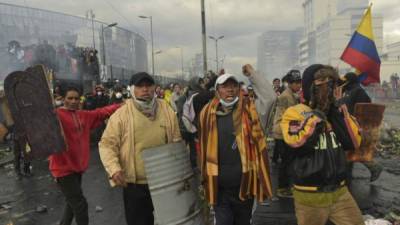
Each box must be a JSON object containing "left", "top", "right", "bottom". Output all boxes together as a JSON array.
[
  {"left": 283, "top": 64, "right": 360, "bottom": 189},
  {"left": 193, "top": 75, "right": 217, "bottom": 122},
  {"left": 342, "top": 72, "right": 371, "bottom": 115}
]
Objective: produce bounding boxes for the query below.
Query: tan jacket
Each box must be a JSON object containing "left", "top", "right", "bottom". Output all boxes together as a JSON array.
[
  {"left": 272, "top": 88, "right": 299, "bottom": 139},
  {"left": 99, "top": 99, "right": 181, "bottom": 186}
]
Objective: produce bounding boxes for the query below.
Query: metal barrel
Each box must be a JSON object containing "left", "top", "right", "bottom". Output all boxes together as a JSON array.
[{"left": 142, "top": 142, "right": 204, "bottom": 225}]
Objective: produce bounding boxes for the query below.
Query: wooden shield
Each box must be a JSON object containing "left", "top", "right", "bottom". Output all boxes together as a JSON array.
[
  {"left": 4, "top": 65, "right": 66, "bottom": 158},
  {"left": 347, "top": 103, "right": 386, "bottom": 162}
]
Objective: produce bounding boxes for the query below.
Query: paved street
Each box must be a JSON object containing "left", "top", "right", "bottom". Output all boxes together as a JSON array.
[
  {"left": 1, "top": 147, "right": 399, "bottom": 225},
  {"left": 0, "top": 149, "right": 125, "bottom": 225},
  {"left": 1, "top": 107, "right": 400, "bottom": 225},
  {"left": 252, "top": 156, "right": 400, "bottom": 224}
]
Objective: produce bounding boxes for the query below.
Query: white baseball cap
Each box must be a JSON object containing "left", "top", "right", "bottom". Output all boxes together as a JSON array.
[{"left": 215, "top": 73, "right": 239, "bottom": 90}]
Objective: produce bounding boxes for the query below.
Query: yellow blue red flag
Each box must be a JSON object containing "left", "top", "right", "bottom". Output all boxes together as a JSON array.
[{"left": 340, "top": 5, "right": 380, "bottom": 85}]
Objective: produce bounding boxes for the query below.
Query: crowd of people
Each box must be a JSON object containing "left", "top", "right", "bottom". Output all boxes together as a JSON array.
[
  {"left": 358, "top": 73, "right": 400, "bottom": 100},
  {"left": 9, "top": 62, "right": 385, "bottom": 225},
  {"left": 5, "top": 40, "right": 99, "bottom": 79}
]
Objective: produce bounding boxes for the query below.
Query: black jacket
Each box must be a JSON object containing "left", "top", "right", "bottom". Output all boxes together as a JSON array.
[
  {"left": 343, "top": 83, "right": 371, "bottom": 115},
  {"left": 281, "top": 104, "right": 360, "bottom": 189}
]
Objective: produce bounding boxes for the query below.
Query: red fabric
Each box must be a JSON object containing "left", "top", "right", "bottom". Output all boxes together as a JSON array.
[
  {"left": 48, "top": 104, "right": 120, "bottom": 178},
  {"left": 341, "top": 47, "right": 381, "bottom": 85}
]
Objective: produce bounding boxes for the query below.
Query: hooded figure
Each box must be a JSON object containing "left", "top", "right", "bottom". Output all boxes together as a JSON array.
[
  {"left": 188, "top": 76, "right": 204, "bottom": 94},
  {"left": 341, "top": 72, "right": 371, "bottom": 115},
  {"left": 280, "top": 64, "right": 364, "bottom": 225},
  {"left": 341, "top": 72, "right": 383, "bottom": 183}
]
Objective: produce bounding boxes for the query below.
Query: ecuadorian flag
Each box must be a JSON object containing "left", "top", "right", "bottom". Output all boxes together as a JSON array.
[{"left": 340, "top": 5, "right": 380, "bottom": 86}]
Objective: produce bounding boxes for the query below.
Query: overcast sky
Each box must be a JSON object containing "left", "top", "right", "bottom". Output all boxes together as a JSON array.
[{"left": 2, "top": 0, "right": 400, "bottom": 76}]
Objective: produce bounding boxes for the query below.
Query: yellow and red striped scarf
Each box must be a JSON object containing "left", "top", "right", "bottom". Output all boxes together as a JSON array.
[{"left": 199, "top": 94, "right": 273, "bottom": 205}]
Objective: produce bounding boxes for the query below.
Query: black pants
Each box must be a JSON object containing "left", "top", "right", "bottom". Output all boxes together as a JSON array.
[
  {"left": 214, "top": 188, "right": 253, "bottom": 225},
  {"left": 276, "top": 139, "right": 293, "bottom": 189},
  {"left": 272, "top": 139, "right": 281, "bottom": 163},
  {"left": 57, "top": 173, "right": 88, "bottom": 225},
  {"left": 182, "top": 132, "right": 197, "bottom": 169},
  {"left": 123, "top": 184, "right": 154, "bottom": 225},
  {"left": 13, "top": 136, "right": 30, "bottom": 174}
]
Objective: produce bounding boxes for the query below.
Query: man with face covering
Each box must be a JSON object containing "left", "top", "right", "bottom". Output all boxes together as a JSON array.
[
  {"left": 99, "top": 72, "right": 181, "bottom": 225},
  {"left": 280, "top": 65, "right": 364, "bottom": 225},
  {"left": 199, "top": 64, "right": 273, "bottom": 225},
  {"left": 109, "top": 85, "right": 125, "bottom": 104}
]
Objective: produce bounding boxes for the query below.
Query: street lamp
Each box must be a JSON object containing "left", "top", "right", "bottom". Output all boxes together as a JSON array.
[
  {"left": 175, "top": 47, "right": 184, "bottom": 80},
  {"left": 86, "top": 9, "right": 96, "bottom": 49},
  {"left": 101, "top": 22, "right": 117, "bottom": 81},
  {"left": 208, "top": 35, "right": 224, "bottom": 72},
  {"left": 101, "top": 22, "right": 118, "bottom": 66},
  {"left": 139, "top": 15, "right": 155, "bottom": 76},
  {"left": 153, "top": 48, "right": 184, "bottom": 80}
]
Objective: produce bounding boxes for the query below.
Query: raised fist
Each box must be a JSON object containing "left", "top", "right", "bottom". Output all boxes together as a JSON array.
[{"left": 242, "top": 64, "right": 255, "bottom": 77}]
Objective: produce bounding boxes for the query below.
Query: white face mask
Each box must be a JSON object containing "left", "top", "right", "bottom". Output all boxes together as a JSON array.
[
  {"left": 55, "top": 100, "right": 63, "bottom": 106},
  {"left": 97, "top": 91, "right": 102, "bottom": 96},
  {"left": 220, "top": 96, "right": 239, "bottom": 107},
  {"left": 115, "top": 92, "right": 123, "bottom": 99}
]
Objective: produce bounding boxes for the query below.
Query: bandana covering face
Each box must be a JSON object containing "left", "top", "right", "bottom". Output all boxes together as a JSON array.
[
  {"left": 130, "top": 85, "right": 158, "bottom": 120},
  {"left": 310, "top": 80, "right": 335, "bottom": 114}
]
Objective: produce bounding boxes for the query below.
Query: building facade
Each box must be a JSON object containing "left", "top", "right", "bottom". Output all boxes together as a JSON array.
[
  {"left": 0, "top": 2, "right": 148, "bottom": 82},
  {"left": 315, "top": 13, "right": 383, "bottom": 73},
  {"left": 299, "top": 0, "right": 383, "bottom": 74},
  {"left": 257, "top": 29, "right": 303, "bottom": 81},
  {"left": 386, "top": 42, "right": 400, "bottom": 61},
  {"left": 380, "top": 42, "right": 400, "bottom": 82}
]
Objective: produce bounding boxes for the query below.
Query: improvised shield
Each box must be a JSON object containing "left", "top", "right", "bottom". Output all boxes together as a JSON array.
[
  {"left": 347, "top": 103, "right": 385, "bottom": 162},
  {"left": 4, "top": 65, "right": 66, "bottom": 158},
  {"left": 142, "top": 142, "right": 204, "bottom": 225}
]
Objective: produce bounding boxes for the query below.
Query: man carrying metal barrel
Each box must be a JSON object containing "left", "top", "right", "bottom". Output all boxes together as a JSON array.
[{"left": 99, "top": 72, "right": 181, "bottom": 225}]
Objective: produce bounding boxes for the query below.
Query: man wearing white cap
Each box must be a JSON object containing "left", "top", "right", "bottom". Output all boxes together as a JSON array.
[{"left": 199, "top": 64, "right": 273, "bottom": 225}]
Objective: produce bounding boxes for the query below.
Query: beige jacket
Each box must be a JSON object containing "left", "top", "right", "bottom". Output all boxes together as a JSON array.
[
  {"left": 99, "top": 99, "right": 182, "bottom": 186},
  {"left": 272, "top": 88, "right": 299, "bottom": 139}
]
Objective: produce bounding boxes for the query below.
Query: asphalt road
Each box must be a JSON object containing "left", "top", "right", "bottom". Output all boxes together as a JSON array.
[
  {"left": 0, "top": 149, "right": 126, "bottom": 225},
  {"left": 1, "top": 143, "right": 399, "bottom": 225}
]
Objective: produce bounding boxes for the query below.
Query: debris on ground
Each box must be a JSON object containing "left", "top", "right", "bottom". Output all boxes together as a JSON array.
[
  {"left": 363, "top": 215, "right": 392, "bottom": 225},
  {"left": 1, "top": 204, "right": 12, "bottom": 210},
  {"left": 95, "top": 206, "right": 103, "bottom": 212},
  {"left": 35, "top": 205, "right": 47, "bottom": 213},
  {"left": 4, "top": 164, "right": 14, "bottom": 170},
  {"left": 378, "top": 126, "right": 400, "bottom": 156},
  {"left": 385, "top": 210, "right": 400, "bottom": 225},
  {"left": 364, "top": 219, "right": 392, "bottom": 225}
]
